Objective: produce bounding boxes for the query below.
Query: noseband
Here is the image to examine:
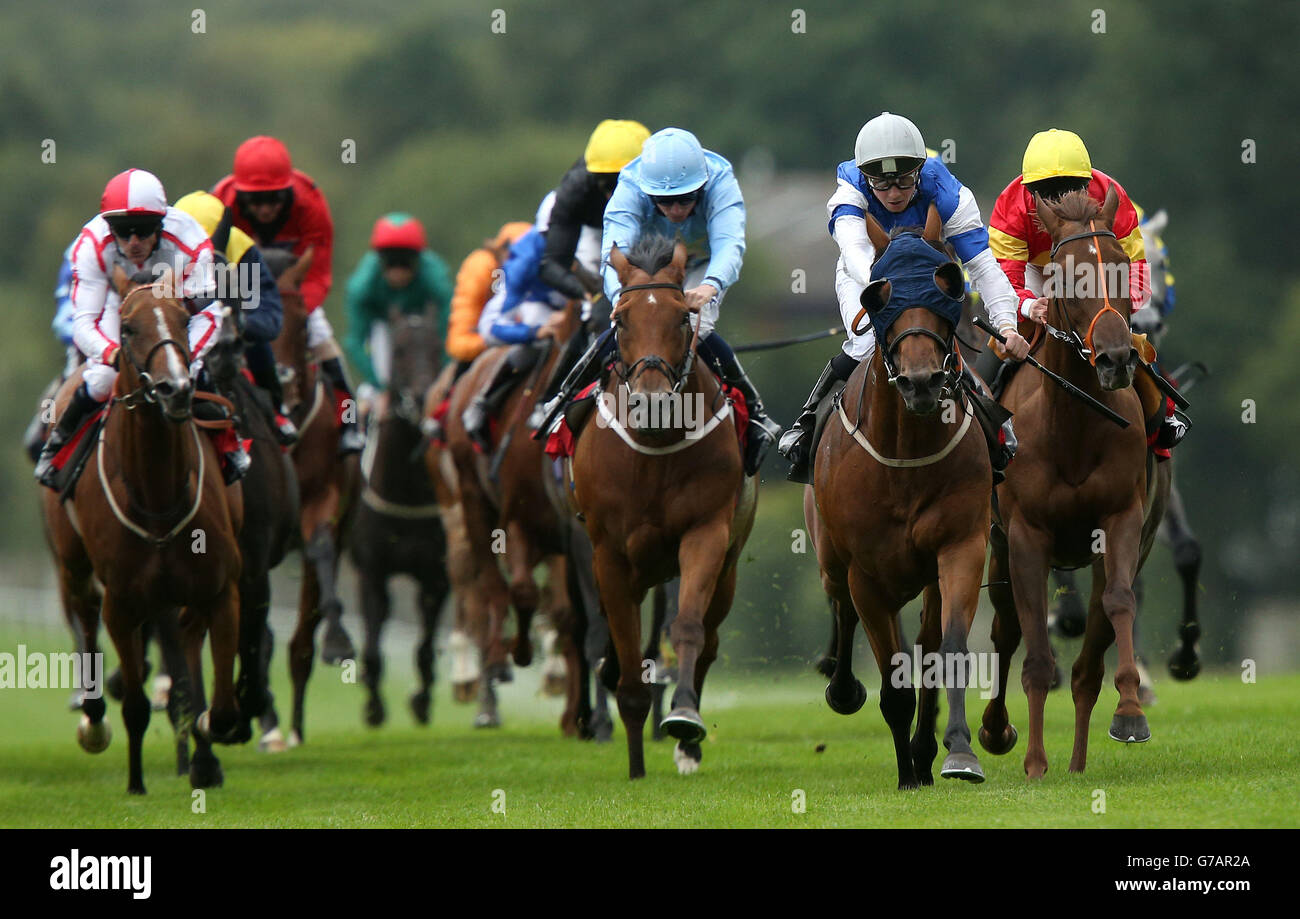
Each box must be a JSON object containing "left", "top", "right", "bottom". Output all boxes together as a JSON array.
[
  {"left": 876, "top": 322, "right": 961, "bottom": 397},
  {"left": 612, "top": 282, "right": 699, "bottom": 396},
  {"left": 116, "top": 286, "right": 193, "bottom": 409},
  {"left": 1048, "top": 221, "right": 1129, "bottom": 366}
]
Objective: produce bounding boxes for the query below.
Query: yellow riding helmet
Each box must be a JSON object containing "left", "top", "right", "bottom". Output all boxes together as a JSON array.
[
  {"left": 174, "top": 190, "right": 225, "bottom": 236},
  {"left": 584, "top": 119, "right": 651, "bottom": 174},
  {"left": 1021, "top": 129, "right": 1092, "bottom": 184}
]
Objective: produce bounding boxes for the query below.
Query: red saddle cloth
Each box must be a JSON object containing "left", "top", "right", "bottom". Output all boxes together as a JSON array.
[
  {"left": 544, "top": 380, "right": 749, "bottom": 460},
  {"left": 50, "top": 405, "right": 109, "bottom": 473}
]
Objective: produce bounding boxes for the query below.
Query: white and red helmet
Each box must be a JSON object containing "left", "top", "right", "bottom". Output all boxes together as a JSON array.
[{"left": 99, "top": 169, "right": 168, "bottom": 218}]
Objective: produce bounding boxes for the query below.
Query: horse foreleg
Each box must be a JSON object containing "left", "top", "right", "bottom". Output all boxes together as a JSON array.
[
  {"left": 359, "top": 569, "right": 390, "bottom": 727},
  {"left": 822, "top": 569, "right": 866, "bottom": 717},
  {"left": 412, "top": 568, "right": 449, "bottom": 726},
  {"left": 647, "top": 582, "right": 668, "bottom": 741},
  {"left": 198, "top": 582, "right": 242, "bottom": 746},
  {"left": 661, "top": 520, "right": 729, "bottom": 746},
  {"left": 1069, "top": 560, "right": 1115, "bottom": 773},
  {"left": 288, "top": 571, "right": 322, "bottom": 745},
  {"left": 306, "top": 522, "right": 354, "bottom": 665},
  {"left": 980, "top": 530, "right": 1021, "bottom": 756},
  {"left": 1162, "top": 479, "right": 1202, "bottom": 680},
  {"left": 593, "top": 545, "right": 650, "bottom": 779},
  {"left": 1007, "top": 520, "right": 1053, "bottom": 779},
  {"left": 234, "top": 571, "right": 272, "bottom": 742},
  {"left": 503, "top": 521, "right": 540, "bottom": 667},
  {"left": 1101, "top": 504, "right": 1149, "bottom": 745},
  {"left": 850, "top": 570, "right": 918, "bottom": 791},
  {"left": 102, "top": 595, "right": 150, "bottom": 795},
  {"left": 910, "top": 584, "right": 942, "bottom": 785},
  {"left": 153, "top": 610, "right": 193, "bottom": 778},
  {"left": 936, "top": 536, "right": 988, "bottom": 784}
]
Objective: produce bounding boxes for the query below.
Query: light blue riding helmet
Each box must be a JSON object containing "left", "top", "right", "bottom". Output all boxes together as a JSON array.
[{"left": 637, "top": 128, "right": 709, "bottom": 196}]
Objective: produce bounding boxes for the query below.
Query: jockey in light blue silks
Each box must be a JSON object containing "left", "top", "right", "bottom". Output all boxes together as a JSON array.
[
  {"left": 545, "top": 127, "right": 780, "bottom": 476},
  {"left": 778, "top": 112, "right": 1031, "bottom": 483}
]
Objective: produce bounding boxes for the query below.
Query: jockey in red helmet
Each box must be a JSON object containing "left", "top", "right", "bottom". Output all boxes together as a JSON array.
[{"left": 212, "top": 136, "right": 363, "bottom": 454}]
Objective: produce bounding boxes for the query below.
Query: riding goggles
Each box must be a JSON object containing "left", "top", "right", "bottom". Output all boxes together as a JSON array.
[
  {"left": 107, "top": 217, "right": 163, "bottom": 240},
  {"left": 863, "top": 168, "right": 921, "bottom": 191}
]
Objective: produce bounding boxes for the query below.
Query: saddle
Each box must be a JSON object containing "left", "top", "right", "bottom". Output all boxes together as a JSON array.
[
  {"left": 806, "top": 380, "right": 847, "bottom": 483},
  {"left": 51, "top": 405, "right": 110, "bottom": 501}
]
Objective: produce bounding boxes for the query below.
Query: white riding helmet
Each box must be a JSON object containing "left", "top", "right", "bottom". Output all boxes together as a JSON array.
[
  {"left": 854, "top": 112, "right": 927, "bottom": 177},
  {"left": 637, "top": 128, "right": 709, "bottom": 196}
]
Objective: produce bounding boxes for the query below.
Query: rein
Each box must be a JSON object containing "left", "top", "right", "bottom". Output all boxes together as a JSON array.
[
  {"left": 96, "top": 407, "right": 206, "bottom": 546},
  {"left": 1048, "top": 221, "right": 1128, "bottom": 367},
  {"left": 612, "top": 282, "right": 700, "bottom": 397}
]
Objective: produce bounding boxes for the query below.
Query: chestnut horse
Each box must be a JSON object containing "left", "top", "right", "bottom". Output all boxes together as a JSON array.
[
  {"left": 571, "top": 236, "right": 757, "bottom": 779},
  {"left": 807, "top": 221, "right": 993, "bottom": 789},
  {"left": 979, "top": 188, "right": 1170, "bottom": 778},
  {"left": 264, "top": 249, "right": 360, "bottom": 746},
  {"left": 442, "top": 306, "right": 579, "bottom": 728},
  {"left": 41, "top": 268, "right": 243, "bottom": 793}
]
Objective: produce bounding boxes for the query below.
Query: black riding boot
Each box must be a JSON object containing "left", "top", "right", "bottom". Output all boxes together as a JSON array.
[
  {"left": 34, "top": 382, "right": 102, "bottom": 489},
  {"left": 698, "top": 334, "right": 782, "bottom": 477},
  {"left": 461, "top": 345, "right": 536, "bottom": 451},
  {"left": 320, "top": 357, "right": 364, "bottom": 455},
  {"left": 534, "top": 328, "right": 614, "bottom": 438},
  {"left": 778, "top": 354, "right": 854, "bottom": 484},
  {"left": 246, "top": 341, "right": 297, "bottom": 446}
]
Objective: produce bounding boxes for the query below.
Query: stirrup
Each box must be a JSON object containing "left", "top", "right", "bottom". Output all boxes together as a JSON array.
[{"left": 338, "top": 423, "right": 364, "bottom": 455}]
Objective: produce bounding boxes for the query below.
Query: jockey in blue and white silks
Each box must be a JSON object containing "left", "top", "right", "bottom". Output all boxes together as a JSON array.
[
  {"left": 594, "top": 127, "right": 778, "bottom": 476},
  {"left": 779, "top": 112, "right": 1030, "bottom": 484}
]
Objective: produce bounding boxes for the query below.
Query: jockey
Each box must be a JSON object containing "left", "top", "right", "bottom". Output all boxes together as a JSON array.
[
  {"left": 212, "top": 135, "right": 363, "bottom": 454},
  {"left": 34, "top": 169, "right": 246, "bottom": 487},
  {"left": 446, "top": 220, "right": 532, "bottom": 374},
  {"left": 986, "top": 128, "right": 1186, "bottom": 449},
  {"left": 344, "top": 213, "right": 453, "bottom": 409},
  {"left": 779, "top": 112, "right": 1030, "bottom": 483},
  {"left": 567, "top": 127, "right": 780, "bottom": 476},
  {"left": 173, "top": 190, "right": 297, "bottom": 446},
  {"left": 461, "top": 194, "right": 572, "bottom": 451},
  {"left": 535, "top": 119, "right": 651, "bottom": 404}
]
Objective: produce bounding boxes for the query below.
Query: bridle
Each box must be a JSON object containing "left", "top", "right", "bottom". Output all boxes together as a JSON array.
[
  {"left": 852, "top": 306, "right": 961, "bottom": 399},
  {"left": 1046, "top": 220, "right": 1129, "bottom": 367},
  {"left": 611, "top": 282, "right": 701, "bottom": 397},
  {"left": 115, "top": 285, "right": 194, "bottom": 410}
]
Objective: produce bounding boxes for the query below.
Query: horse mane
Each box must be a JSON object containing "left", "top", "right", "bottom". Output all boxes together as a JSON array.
[
  {"left": 624, "top": 235, "right": 677, "bottom": 276},
  {"left": 1048, "top": 189, "right": 1100, "bottom": 223}
]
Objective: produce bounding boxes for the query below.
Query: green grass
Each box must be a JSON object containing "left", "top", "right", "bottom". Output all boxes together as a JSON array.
[{"left": 1, "top": 619, "right": 1296, "bottom": 828}]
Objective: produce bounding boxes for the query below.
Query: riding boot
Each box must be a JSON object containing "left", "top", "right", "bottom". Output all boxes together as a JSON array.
[
  {"left": 961, "top": 367, "right": 1017, "bottom": 484},
  {"left": 532, "top": 324, "right": 592, "bottom": 428},
  {"left": 34, "top": 382, "right": 103, "bottom": 489},
  {"left": 195, "top": 373, "right": 252, "bottom": 485},
  {"left": 698, "top": 334, "right": 782, "bottom": 477},
  {"left": 246, "top": 341, "right": 298, "bottom": 446},
  {"left": 535, "top": 328, "right": 615, "bottom": 438},
  {"left": 462, "top": 345, "right": 531, "bottom": 452},
  {"left": 320, "top": 357, "right": 364, "bottom": 455},
  {"left": 778, "top": 356, "right": 843, "bottom": 484},
  {"left": 1154, "top": 408, "right": 1190, "bottom": 450}
]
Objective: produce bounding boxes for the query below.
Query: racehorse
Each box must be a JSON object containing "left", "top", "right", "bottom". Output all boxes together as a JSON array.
[
  {"left": 807, "top": 216, "right": 993, "bottom": 789},
  {"left": 264, "top": 249, "right": 361, "bottom": 745},
  {"left": 442, "top": 306, "right": 579, "bottom": 729},
  {"left": 204, "top": 298, "right": 300, "bottom": 749},
  {"left": 979, "top": 188, "right": 1171, "bottom": 778},
  {"left": 350, "top": 308, "right": 451, "bottom": 727},
  {"left": 40, "top": 266, "right": 243, "bottom": 793},
  {"left": 570, "top": 236, "right": 757, "bottom": 778}
]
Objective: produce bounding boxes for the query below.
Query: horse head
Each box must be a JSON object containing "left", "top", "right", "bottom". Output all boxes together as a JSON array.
[
  {"left": 111, "top": 263, "right": 195, "bottom": 422},
  {"left": 386, "top": 306, "right": 439, "bottom": 427},
  {"left": 858, "top": 210, "right": 964, "bottom": 416},
  {"left": 1035, "top": 186, "right": 1137, "bottom": 391},
  {"left": 608, "top": 235, "right": 694, "bottom": 438},
  {"left": 265, "top": 247, "right": 312, "bottom": 412}
]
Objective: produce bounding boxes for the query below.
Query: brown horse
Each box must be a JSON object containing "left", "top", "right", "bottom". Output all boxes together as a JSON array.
[
  {"left": 442, "top": 306, "right": 579, "bottom": 728},
  {"left": 979, "top": 187, "right": 1170, "bottom": 778},
  {"left": 264, "top": 249, "right": 360, "bottom": 746},
  {"left": 807, "top": 220, "right": 993, "bottom": 789},
  {"left": 41, "top": 267, "right": 243, "bottom": 793},
  {"left": 570, "top": 236, "right": 757, "bottom": 779}
]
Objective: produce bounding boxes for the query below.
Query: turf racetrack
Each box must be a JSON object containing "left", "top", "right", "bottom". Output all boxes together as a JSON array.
[{"left": 1, "top": 620, "right": 1295, "bottom": 828}]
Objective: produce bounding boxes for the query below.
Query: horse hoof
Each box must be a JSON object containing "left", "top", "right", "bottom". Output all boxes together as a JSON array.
[
  {"left": 824, "top": 679, "right": 867, "bottom": 715},
  {"left": 409, "top": 692, "right": 431, "bottom": 725},
  {"left": 511, "top": 637, "right": 533, "bottom": 668},
  {"left": 979, "top": 724, "right": 1018, "bottom": 756},
  {"left": 287, "top": 730, "right": 302, "bottom": 749},
  {"left": 150, "top": 674, "right": 172, "bottom": 712},
  {"left": 674, "top": 741, "right": 703, "bottom": 775},
  {"left": 815, "top": 656, "right": 837, "bottom": 678},
  {"left": 474, "top": 712, "right": 501, "bottom": 729},
  {"left": 229, "top": 719, "right": 254, "bottom": 745},
  {"left": 77, "top": 715, "right": 111, "bottom": 754},
  {"left": 595, "top": 721, "right": 614, "bottom": 744},
  {"left": 320, "top": 626, "right": 356, "bottom": 666},
  {"left": 659, "top": 708, "right": 707, "bottom": 744},
  {"left": 941, "top": 752, "right": 986, "bottom": 783},
  {"left": 258, "top": 728, "right": 288, "bottom": 753},
  {"left": 67, "top": 689, "right": 86, "bottom": 711},
  {"left": 451, "top": 681, "right": 477, "bottom": 704},
  {"left": 1108, "top": 713, "right": 1151, "bottom": 744},
  {"left": 541, "top": 673, "right": 567, "bottom": 698},
  {"left": 364, "top": 696, "right": 386, "bottom": 728},
  {"left": 189, "top": 758, "right": 224, "bottom": 790},
  {"left": 1168, "top": 655, "right": 1200, "bottom": 681}
]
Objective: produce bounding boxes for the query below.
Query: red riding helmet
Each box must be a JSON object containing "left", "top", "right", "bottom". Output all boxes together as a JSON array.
[
  {"left": 370, "top": 213, "right": 427, "bottom": 251},
  {"left": 232, "top": 136, "right": 293, "bottom": 192}
]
